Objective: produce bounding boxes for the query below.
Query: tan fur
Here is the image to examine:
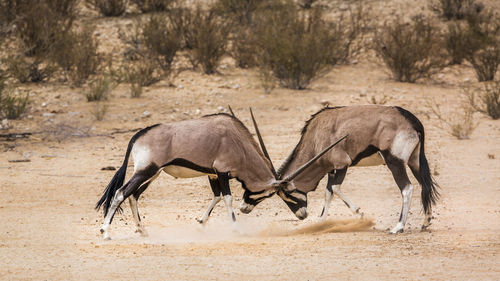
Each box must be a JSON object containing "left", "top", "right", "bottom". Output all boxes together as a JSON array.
[
  {"left": 133, "top": 114, "right": 276, "bottom": 192},
  {"left": 280, "top": 105, "right": 419, "bottom": 192}
]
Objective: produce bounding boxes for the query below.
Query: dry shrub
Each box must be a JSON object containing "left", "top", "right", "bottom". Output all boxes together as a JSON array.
[
  {"left": 468, "top": 81, "right": 500, "bottom": 119},
  {"left": 374, "top": 15, "right": 446, "bottom": 83},
  {"left": 87, "top": 0, "right": 128, "bottom": 17},
  {"left": 86, "top": 75, "right": 115, "bottom": 102},
  {"left": 428, "top": 100, "right": 478, "bottom": 139},
  {"left": 429, "top": 0, "right": 483, "bottom": 20},
  {"left": 215, "top": 0, "right": 266, "bottom": 25},
  {"left": 16, "top": 1, "right": 74, "bottom": 58},
  {"left": 0, "top": 76, "right": 29, "bottom": 119},
  {"left": 4, "top": 55, "right": 56, "bottom": 83},
  {"left": 298, "top": 0, "right": 318, "bottom": 9},
  {"left": 230, "top": 26, "right": 258, "bottom": 68},
  {"left": 141, "top": 14, "right": 181, "bottom": 71},
  {"left": 184, "top": 6, "right": 231, "bottom": 74},
  {"left": 91, "top": 102, "right": 108, "bottom": 121},
  {"left": 445, "top": 22, "right": 469, "bottom": 65},
  {"left": 367, "top": 95, "right": 391, "bottom": 105},
  {"left": 254, "top": 4, "right": 336, "bottom": 89},
  {"left": 65, "top": 29, "right": 100, "bottom": 86},
  {"left": 463, "top": 10, "right": 500, "bottom": 81},
  {"left": 132, "top": 0, "right": 177, "bottom": 13},
  {"left": 123, "top": 61, "right": 160, "bottom": 97}
]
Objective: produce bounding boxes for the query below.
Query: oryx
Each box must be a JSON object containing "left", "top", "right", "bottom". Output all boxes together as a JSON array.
[
  {"left": 242, "top": 105, "right": 439, "bottom": 234},
  {"left": 96, "top": 112, "right": 343, "bottom": 240}
]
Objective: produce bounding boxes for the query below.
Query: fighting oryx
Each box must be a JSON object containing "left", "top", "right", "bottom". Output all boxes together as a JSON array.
[
  {"left": 241, "top": 105, "right": 439, "bottom": 234},
  {"left": 96, "top": 112, "right": 343, "bottom": 239}
]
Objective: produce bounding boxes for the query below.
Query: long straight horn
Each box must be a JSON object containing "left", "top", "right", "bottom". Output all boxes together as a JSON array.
[
  {"left": 249, "top": 108, "right": 277, "bottom": 178},
  {"left": 282, "top": 134, "right": 348, "bottom": 183},
  {"left": 228, "top": 105, "right": 235, "bottom": 117}
]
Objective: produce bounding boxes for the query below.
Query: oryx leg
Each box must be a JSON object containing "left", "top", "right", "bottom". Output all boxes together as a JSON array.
[
  {"left": 128, "top": 181, "right": 151, "bottom": 237},
  {"left": 217, "top": 172, "right": 238, "bottom": 230},
  {"left": 100, "top": 165, "right": 159, "bottom": 240},
  {"left": 320, "top": 168, "right": 345, "bottom": 219},
  {"left": 197, "top": 175, "right": 222, "bottom": 225},
  {"left": 408, "top": 151, "right": 433, "bottom": 231},
  {"left": 384, "top": 154, "right": 414, "bottom": 234}
]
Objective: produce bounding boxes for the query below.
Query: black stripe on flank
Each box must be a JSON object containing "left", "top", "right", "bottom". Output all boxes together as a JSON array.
[
  {"left": 350, "top": 145, "right": 379, "bottom": 167},
  {"left": 161, "top": 158, "right": 215, "bottom": 174}
]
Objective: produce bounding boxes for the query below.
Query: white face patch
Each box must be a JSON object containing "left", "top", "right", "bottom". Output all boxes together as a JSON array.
[
  {"left": 391, "top": 131, "right": 419, "bottom": 162},
  {"left": 132, "top": 144, "right": 152, "bottom": 172}
]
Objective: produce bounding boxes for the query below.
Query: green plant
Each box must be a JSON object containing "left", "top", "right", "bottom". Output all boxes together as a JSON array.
[
  {"left": 254, "top": 4, "right": 336, "bottom": 89},
  {"left": 468, "top": 81, "right": 500, "bottom": 119},
  {"left": 185, "top": 6, "right": 231, "bottom": 74},
  {"left": 86, "top": 75, "right": 115, "bottom": 102},
  {"left": 87, "top": 0, "right": 128, "bottom": 17},
  {"left": 374, "top": 15, "right": 446, "bottom": 83},
  {"left": 132, "top": 0, "right": 177, "bottom": 13}
]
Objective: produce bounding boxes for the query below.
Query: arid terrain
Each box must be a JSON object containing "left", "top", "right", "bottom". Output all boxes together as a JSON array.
[{"left": 1, "top": 0, "right": 500, "bottom": 280}]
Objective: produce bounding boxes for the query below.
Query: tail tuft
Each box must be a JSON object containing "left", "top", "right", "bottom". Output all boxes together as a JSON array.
[{"left": 95, "top": 164, "right": 127, "bottom": 217}]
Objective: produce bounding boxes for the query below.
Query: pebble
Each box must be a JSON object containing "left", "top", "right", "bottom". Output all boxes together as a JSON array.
[
  {"left": 217, "top": 106, "right": 224, "bottom": 111},
  {"left": 141, "top": 111, "right": 151, "bottom": 119},
  {"left": 0, "top": 119, "right": 9, "bottom": 130},
  {"left": 43, "top": 113, "right": 55, "bottom": 117}
]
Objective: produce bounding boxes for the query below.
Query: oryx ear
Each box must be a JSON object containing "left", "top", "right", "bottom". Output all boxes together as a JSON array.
[
  {"left": 249, "top": 107, "right": 278, "bottom": 179},
  {"left": 282, "top": 134, "right": 348, "bottom": 182}
]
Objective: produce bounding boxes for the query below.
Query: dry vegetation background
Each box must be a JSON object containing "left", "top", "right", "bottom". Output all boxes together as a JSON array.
[{"left": 0, "top": 0, "right": 499, "bottom": 280}]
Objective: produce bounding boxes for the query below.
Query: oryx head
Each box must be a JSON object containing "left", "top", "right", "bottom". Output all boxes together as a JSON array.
[{"left": 239, "top": 108, "right": 347, "bottom": 218}]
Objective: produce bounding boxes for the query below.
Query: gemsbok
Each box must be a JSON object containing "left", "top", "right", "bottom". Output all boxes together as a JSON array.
[
  {"left": 96, "top": 112, "right": 344, "bottom": 239},
  {"left": 241, "top": 105, "right": 439, "bottom": 234}
]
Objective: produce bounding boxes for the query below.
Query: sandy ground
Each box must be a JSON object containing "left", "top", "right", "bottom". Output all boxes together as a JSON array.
[
  {"left": 1, "top": 60, "right": 499, "bottom": 280},
  {"left": 1, "top": 1, "right": 500, "bottom": 279}
]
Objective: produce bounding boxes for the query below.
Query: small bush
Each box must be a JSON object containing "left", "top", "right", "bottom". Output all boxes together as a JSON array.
[
  {"left": 215, "top": 0, "right": 266, "bottom": 26},
  {"left": 124, "top": 61, "right": 160, "bottom": 89},
  {"left": 91, "top": 102, "right": 108, "bottom": 121},
  {"left": 67, "top": 29, "right": 100, "bottom": 86},
  {"left": 445, "top": 22, "right": 469, "bottom": 65},
  {"left": 230, "top": 26, "right": 258, "bottom": 68},
  {"left": 428, "top": 100, "right": 478, "bottom": 139},
  {"left": 429, "top": 0, "right": 483, "bottom": 20},
  {"left": 141, "top": 14, "right": 181, "bottom": 71},
  {"left": 16, "top": 1, "right": 74, "bottom": 58},
  {"left": 4, "top": 55, "right": 56, "bottom": 83},
  {"left": 86, "top": 75, "right": 115, "bottom": 102},
  {"left": 185, "top": 6, "right": 231, "bottom": 74},
  {"left": 132, "top": 0, "right": 177, "bottom": 13},
  {"left": 468, "top": 81, "right": 500, "bottom": 119},
  {"left": 87, "top": 0, "right": 128, "bottom": 17},
  {"left": 254, "top": 4, "right": 337, "bottom": 89},
  {"left": 0, "top": 77, "right": 29, "bottom": 119},
  {"left": 374, "top": 15, "right": 446, "bottom": 83},
  {"left": 463, "top": 10, "right": 500, "bottom": 81}
]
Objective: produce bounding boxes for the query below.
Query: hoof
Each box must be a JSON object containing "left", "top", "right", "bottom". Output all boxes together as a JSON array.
[
  {"left": 421, "top": 223, "right": 431, "bottom": 231},
  {"left": 100, "top": 228, "right": 105, "bottom": 234},
  {"left": 104, "top": 236, "right": 111, "bottom": 241},
  {"left": 389, "top": 229, "right": 404, "bottom": 234}
]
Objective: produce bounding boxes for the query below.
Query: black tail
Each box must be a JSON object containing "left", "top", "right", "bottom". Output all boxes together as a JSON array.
[
  {"left": 95, "top": 124, "right": 160, "bottom": 217},
  {"left": 395, "top": 107, "right": 439, "bottom": 213},
  {"left": 417, "top": 140, "right": 439, "bottom": 213}
]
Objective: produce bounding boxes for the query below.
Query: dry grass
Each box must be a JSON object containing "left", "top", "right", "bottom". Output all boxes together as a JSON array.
[
  {"left": 467, "top": 81, "right": 500, "bottom": 119},
  {"left": 428, "top": 99, "right": 479, "bottom": 139}
]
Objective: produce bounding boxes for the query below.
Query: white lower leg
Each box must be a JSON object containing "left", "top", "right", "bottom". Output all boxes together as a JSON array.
[
  {"left": 390, "top": 184, "right": 414, "bottom": 234},
  {"left": 100, "top": 191, "right": 124, "bottom": 240},
  {"left": 333, "top": 187, "right": 362, "bottom": 218},
  {"left": 222, "top": 195, "right": 238, "bottom": 231},
  {"left": 129, "top": 197, "right": 147, "bottom": 236},
  {"left": 198, "top": 196, "right": 221, "bottom": 225},
  {"left": 320, "top": 188, "right": 333, "bottom": 220}
]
